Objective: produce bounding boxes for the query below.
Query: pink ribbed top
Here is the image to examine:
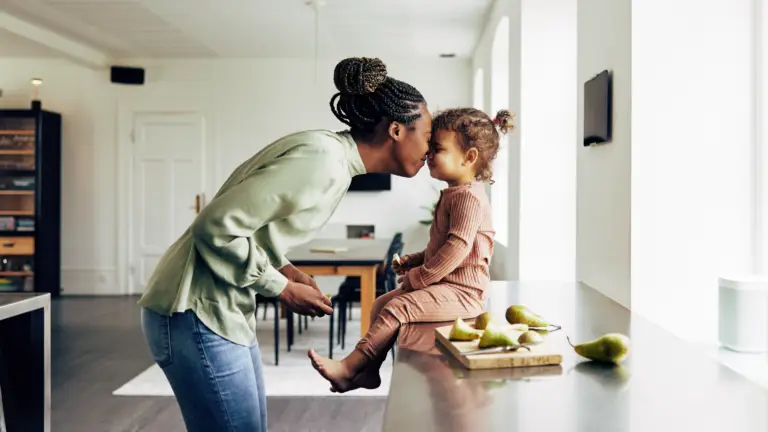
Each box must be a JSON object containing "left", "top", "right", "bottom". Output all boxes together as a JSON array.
[{"left": 407, "top": 182, "right": 495, "bottom": 297}]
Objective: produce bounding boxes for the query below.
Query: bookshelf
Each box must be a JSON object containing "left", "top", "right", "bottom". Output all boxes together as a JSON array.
[{"left": 0, "top": 106, "right": 61, "bottom": 295}]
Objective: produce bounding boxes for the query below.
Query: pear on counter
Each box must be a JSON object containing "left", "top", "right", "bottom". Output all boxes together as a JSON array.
[
  {"left": 448, "top": 317, "right": 482, "bottom": 341},
  {"left": 568, "top": 333, "right": 631, "bottom": 365},
  {"left": 505, "top": 305, "right": 561, "bottom": 331},
  {"left": 478, "top": 325, "right": 519, "bottom": 349},
  {"left": 474, "top": 312, "right": 492, "bottom": 330},
  {"left": 517, "top": 330, "right": 544, "bottom": 345}
]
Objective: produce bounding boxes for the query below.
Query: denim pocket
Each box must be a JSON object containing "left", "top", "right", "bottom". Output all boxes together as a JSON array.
[{"left": 140, "top": 308, "right": 174, "bottom": 368}]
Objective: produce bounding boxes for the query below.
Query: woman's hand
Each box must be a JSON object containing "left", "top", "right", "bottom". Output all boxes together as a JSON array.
[
  {"left": 279, "top": 281, "right": 334, "bottom": 317},
  {"left": 278, "top": 264, "right": 332, "bottom": 316},
  {"left": 279, "top": 264, "right": 320, "bottom": 292}
]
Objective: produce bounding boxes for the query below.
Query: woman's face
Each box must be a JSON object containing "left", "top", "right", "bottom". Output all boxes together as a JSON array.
[{"left": 392, "top": 104, "right": 433, "bottom": 177}]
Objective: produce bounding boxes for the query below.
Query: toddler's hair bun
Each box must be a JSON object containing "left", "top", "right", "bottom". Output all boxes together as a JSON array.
[{"left": 493, "top": 109, "right": 516, "bottom": 134}]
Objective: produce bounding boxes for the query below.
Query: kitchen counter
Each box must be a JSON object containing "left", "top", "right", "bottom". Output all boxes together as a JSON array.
[
  {"left": 0, "top": 293, "right": 50, "bottom": 432},
  {"left": 383, "top": 281, "right": 768, "bottom": 432}
]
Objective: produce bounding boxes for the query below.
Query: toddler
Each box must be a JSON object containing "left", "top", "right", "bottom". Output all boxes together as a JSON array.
[{"left": 309, "top": 107, "right": 515, "bottom": 392}]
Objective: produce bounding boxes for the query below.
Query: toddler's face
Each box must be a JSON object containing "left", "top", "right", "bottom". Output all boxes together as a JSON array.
[{"left": 427, "top": 129, "right": 473, "bottom": 183}]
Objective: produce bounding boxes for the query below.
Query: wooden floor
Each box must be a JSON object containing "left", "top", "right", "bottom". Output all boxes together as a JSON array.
[{"left": 51, "top": 296, "right": 385, "bottom": 432}]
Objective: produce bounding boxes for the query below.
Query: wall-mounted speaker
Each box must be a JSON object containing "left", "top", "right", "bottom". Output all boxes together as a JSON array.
[{"left": 110, "top": 66, "right": 145, "bottom": 85}]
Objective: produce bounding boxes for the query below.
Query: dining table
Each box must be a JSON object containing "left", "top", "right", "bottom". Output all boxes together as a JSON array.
[{"left": 287, "top": 237, "right": 391, "bottom": 337}]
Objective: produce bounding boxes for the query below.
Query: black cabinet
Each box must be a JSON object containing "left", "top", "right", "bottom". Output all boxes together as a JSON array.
[{"left": 0, "top": 107, "right": 61, "bottom": 296}]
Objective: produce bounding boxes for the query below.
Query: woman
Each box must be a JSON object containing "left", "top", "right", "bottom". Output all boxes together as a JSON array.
[{"left": 138, "top": 57, "right": 433, "bottom": 432}]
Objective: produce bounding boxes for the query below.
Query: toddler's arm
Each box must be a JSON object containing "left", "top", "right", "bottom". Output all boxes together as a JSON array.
[
  {"left": 407, "top": 192, "right": 483, "bottom": 290},
  {"left": 392, "top": 250, "right": 425, "bottom": 275},
  {"left": 403, "top": 251, "right": 425, "bottom": 266}
]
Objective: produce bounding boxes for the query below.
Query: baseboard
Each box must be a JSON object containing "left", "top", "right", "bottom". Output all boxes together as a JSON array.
[{"left": 60, "top": 267, "right": 122, "bottom": 295}]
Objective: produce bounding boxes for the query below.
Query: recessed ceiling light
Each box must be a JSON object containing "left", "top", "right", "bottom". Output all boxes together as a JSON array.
[{"left": 439, "top": 53, "right": 456, "bottom": 58}]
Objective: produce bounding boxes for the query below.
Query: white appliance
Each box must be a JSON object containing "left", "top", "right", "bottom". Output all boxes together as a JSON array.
[{"left": 719, "top": 275, "right": 768, "bottom": 352}]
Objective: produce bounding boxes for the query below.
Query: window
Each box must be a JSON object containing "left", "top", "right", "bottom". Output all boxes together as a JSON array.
[
  {"left": 473, "top": 68, "right": 484, "bottom": 111},
  {"left": 491, "top": 17, "right": 510, "bottom": 246}
]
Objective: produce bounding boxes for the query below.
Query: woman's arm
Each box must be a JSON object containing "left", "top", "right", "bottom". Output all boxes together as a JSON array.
[
  {"left": 407, "top": 192, "right": 483, "bottom": 290},
  {"left": 191, "top": 149, "right": 339, "bottom": 297}
]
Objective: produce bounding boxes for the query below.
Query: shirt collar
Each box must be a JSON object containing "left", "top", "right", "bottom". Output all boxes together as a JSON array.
[{"left": 338, "top": 131, "right": 367, "bottom": 177}]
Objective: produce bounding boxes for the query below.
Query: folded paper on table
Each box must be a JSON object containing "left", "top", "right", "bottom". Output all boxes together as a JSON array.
[{"left": 310, "top": 246, "right": 348, "bottom": 253}]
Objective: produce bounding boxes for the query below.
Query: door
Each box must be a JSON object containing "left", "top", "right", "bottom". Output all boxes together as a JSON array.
[{"left": 130, "top": 112, "right": 205, "bottom": 294}]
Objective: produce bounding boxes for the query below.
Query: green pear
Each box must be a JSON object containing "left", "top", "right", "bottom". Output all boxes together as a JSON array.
[
  {"left": 505, "top": 305, "right": 553, "bottom": 328},
  {"left": 568, "top": 333, "right": 631, "bottom": 364},
  {"left": 517, "top": 330, "right": 544, "bottom": 345},
  {"left": 449, "top": 317, "right": 481, "bottom": 341},
  {"left": 474, "top": 312, "right": 492, "bottom": 330},
  {"left": 478, "top": 325, "right": 519, "bottom": 349}
]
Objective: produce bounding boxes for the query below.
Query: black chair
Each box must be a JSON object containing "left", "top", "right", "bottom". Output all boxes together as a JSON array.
[
  {"left": 255, "top": 295, "right": 280, "bottom": 365},
  {"left": 328, "top": 234, "right": 403, "bottom": 360},
  {"left": 255, "top": 294, "right": 310, "bottom": 366},
  {"left": 337, "top": 232, "right": 403, "bottom": 324},
  {"left": 340, "top": 232, "right": 403, "bottom": 322}
]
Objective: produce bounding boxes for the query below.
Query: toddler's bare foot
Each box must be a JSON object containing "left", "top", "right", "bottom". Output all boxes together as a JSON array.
[
  {"left": 308, "top": 349, "right": 356, "bottom": 393},
  {"left": 330, "top": 367, "right": 381, "bottom": 393}
]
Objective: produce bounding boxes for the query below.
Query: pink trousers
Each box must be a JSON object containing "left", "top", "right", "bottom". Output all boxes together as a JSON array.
[{"left": 355, "top": 284, "right": 485, "bottom": 361}]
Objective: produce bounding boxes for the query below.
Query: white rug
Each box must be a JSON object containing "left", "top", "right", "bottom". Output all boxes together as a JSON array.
[{"left": 114, "top": 306, "right": 391, "bottom": 397}]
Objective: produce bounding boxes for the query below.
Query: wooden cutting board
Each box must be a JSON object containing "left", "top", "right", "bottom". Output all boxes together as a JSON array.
[{"left": 434, "top": 323, "right": 563, "bottom": 370}]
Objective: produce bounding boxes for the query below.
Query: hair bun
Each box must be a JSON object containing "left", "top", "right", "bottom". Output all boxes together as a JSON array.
[
  {"left": 333, "top": 57, "right": 388, "bottom": 95},
  {"left": 493, "top": 109, "right": 516, "bottom": 134}
]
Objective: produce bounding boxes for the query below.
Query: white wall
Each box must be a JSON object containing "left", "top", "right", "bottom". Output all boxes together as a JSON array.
[
  {"left": 473, "top": 0, "right": 522, "bottom": 280},
  {"left": 758, "top": 0, "right": 768, "bottom": 274},
  {"left": 519, "top": 0, "right": 577, "bottom": 281},
  {"left": 0, "top": 57, "right": 470, "bottom": 295},
  {"left": 576, "top": 0, "right": 632, "bottom": 308},
  {"left": 631, "top": 0, "right": 755, "bottom": 344}
]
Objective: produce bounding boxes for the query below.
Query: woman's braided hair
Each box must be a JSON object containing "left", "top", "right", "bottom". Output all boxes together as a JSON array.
[
  {"left": 431, "top": 108, "right": 515, "bottom": 183},
  {"left": 330, "top": 57, "right": 426, "bottom": 134}
]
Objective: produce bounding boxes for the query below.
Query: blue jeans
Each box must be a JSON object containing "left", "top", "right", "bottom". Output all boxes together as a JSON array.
[{"left": 140, "top": 307, "right": 267, "bottom": 432}]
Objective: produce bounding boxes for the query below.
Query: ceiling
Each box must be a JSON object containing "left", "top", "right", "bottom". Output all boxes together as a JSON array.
[
  {"left": 0, "top": 27, "right": 62, "bottom": 57},
  {"left": 0, "top": 0, "right": 494, "bottom": 59}
]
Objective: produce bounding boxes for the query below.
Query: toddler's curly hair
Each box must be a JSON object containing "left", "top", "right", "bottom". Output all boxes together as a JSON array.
[{"left": 431, "top": 108, "right": 515, "bottom": 183}]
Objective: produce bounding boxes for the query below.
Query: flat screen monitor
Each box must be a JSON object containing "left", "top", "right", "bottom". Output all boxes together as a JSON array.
[
  {"left": 583, "top": 69, "right": 613, "bottom": 146},
  {"left": 348, "top": 173, "right": 391, "bottom": 191}
]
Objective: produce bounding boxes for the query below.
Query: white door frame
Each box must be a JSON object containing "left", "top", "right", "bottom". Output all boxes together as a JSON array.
[{"left": 117, "top": 101, "right": 210, "bottom": 295}]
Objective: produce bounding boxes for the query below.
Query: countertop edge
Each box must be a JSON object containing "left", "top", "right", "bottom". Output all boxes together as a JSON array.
[{"left": 0, "top": 293, "right": 50, "bottom": 321}]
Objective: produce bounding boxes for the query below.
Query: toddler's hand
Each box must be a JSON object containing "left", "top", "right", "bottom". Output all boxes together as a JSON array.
[
  {"left": 398, "top": 273, "right": 414, "bottom": 292},
  {"left": 391, "top": 253, "right": 411, "bottom": 275}
]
